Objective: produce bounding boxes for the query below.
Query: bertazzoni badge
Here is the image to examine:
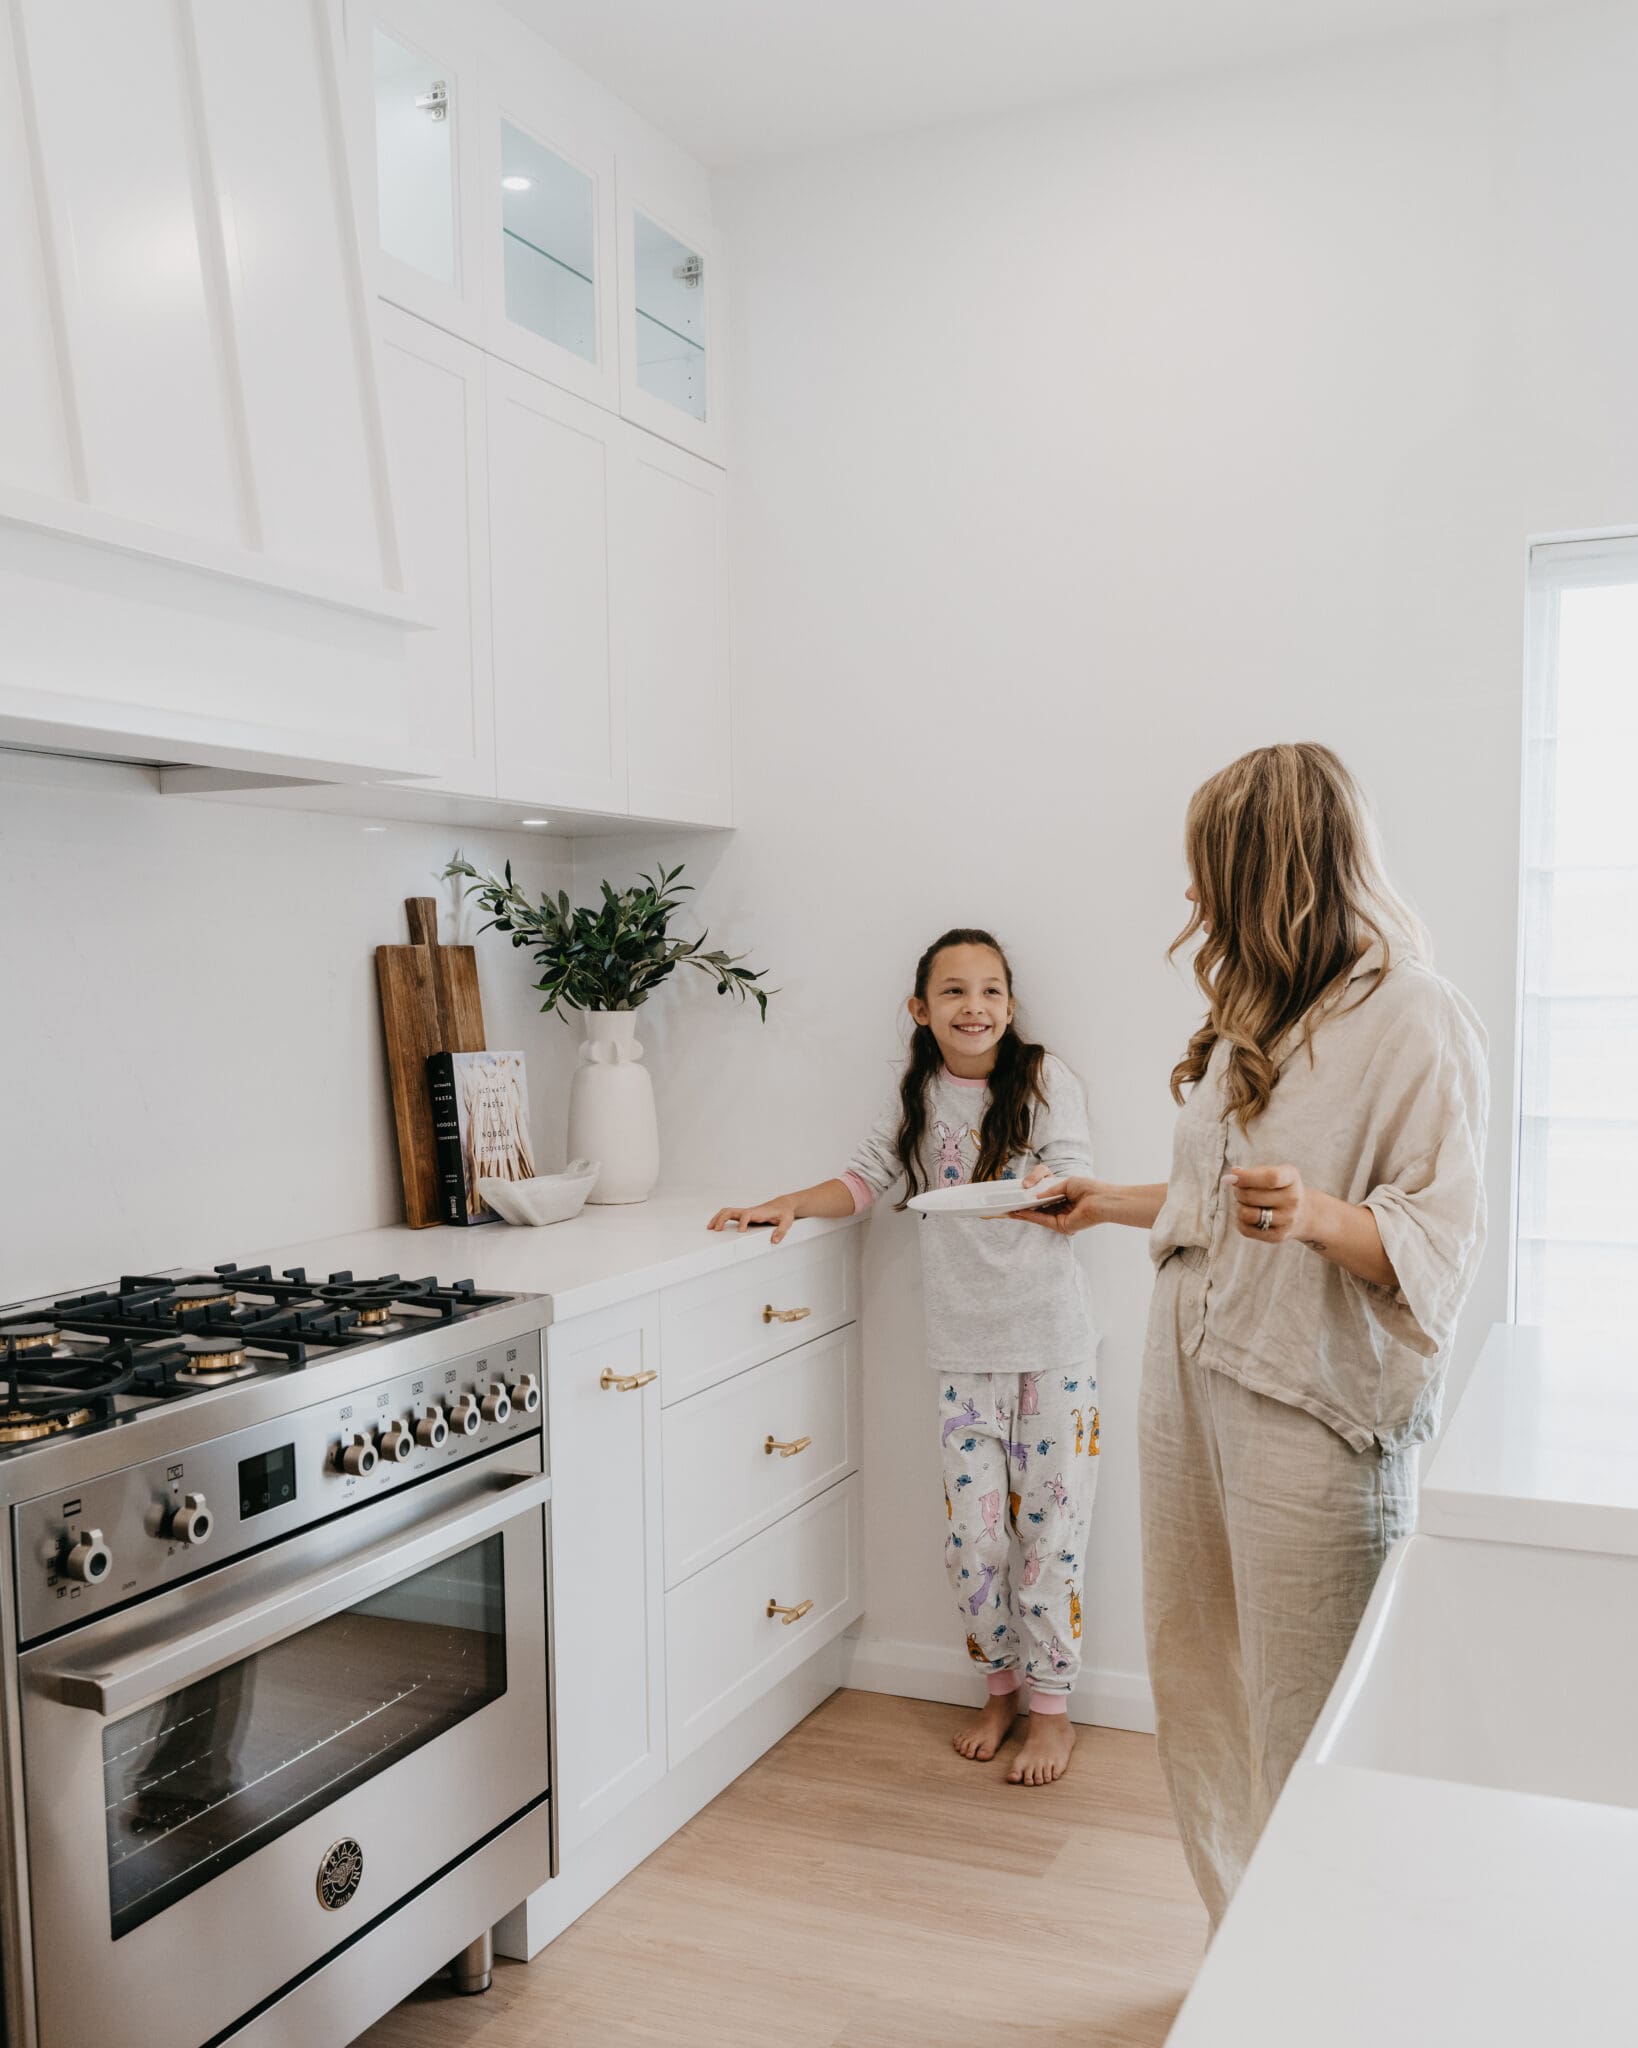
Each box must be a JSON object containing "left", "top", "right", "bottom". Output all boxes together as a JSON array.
[{"left": 316, "top": 1837, "right": 364, "bottom": 1910}]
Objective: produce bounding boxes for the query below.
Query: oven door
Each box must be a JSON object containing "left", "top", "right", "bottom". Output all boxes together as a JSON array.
[{"left": 18, "top": 1448, "right": 549, "bottom": 2048}]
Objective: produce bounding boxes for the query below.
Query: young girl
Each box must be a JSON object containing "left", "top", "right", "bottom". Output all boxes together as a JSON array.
[{"left": 708, "top": 928, "right": 1099, "bottom": 1787}]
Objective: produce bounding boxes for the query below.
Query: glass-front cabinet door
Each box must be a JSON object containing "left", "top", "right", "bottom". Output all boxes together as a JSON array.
[
  {"left": 618, "top": 192, "right": 724, "bottom": 466},
  {"left": 481, "top": 95, "right": 617, "bottom": 408},
  {"left": 348, "top": 0, "right": 484, "bottom": 337}
]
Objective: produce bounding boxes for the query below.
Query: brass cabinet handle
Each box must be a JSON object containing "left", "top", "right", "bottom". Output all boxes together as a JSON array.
[
  {"left": 763, "top": 1304, "right": 811, "bottom": 1324},
  {"left": 599, "top": 1367, "right": 657, "bottom": 1392},
  {"left": 766, "top": 1597, "right": 814, "bottom": 1625},
  {"left": 764, "top": 1434, "right": 813, "bottom": 1459}
]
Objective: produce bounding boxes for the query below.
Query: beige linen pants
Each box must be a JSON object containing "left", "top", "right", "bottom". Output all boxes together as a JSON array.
[{"left": 1139, "top": 1263, "right": 1415, "bottom": 1926}]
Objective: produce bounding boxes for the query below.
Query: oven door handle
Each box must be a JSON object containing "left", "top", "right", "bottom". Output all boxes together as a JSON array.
[{"left": 38, "top": 1468, "right": 552, "bottom": 1720}]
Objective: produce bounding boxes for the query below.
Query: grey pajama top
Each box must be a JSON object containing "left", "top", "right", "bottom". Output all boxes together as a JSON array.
[
  {"left": 842, "top": 1055, "right": 1096, "bottom": 1373},
  {"left": 1149, "top": 946, "right": 1490, "bottom": 1452}
]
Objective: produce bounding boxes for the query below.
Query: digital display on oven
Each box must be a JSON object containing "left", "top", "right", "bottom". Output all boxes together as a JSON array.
[{"left": 238, "top": 1443, "right": 297, "bottom": 1521}]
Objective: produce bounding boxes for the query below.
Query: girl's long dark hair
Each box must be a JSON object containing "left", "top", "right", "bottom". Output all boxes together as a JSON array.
[{"left": 893, "top": 928, "right": 1047, "bottom": 1209}]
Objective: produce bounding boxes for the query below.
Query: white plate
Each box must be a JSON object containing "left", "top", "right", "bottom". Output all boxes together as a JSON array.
[{"left": 908, "top": 1178, "right": 1062, "bottom": 1220}]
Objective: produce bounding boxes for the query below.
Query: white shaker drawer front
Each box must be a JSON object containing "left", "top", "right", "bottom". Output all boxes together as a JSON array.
[
  {"left": 663, "top": 1325, "right": 860, "bottom": 1587},
  {"left": 660, "top": 1232, "right": 859, "bottom": 1406},
  {"left": 666, "top": 1478, "right": 860, "bottom": 1764}
]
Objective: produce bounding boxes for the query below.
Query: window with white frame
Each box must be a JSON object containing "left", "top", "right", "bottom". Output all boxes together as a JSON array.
[{"left": 1516, "top": 536, "right": 1638, "bottom": 1329}]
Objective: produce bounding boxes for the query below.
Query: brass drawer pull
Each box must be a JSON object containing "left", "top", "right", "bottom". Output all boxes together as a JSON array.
[
  {"left": 599, "top": 1367, "right": 657, "bottom": 1392},
  {"left": 766, "top": 1597, "right": 814, "bottom": 1625},
  {"left": 763, "top": 1304, "right": 811, "bottom": 1325},
  {"left": 764, "top": 1434, "right": 813, "bottom": 1459}
]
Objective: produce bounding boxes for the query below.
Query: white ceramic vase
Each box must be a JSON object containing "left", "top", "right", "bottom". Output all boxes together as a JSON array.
[{"left": 566, "top": 1011, "right": 660, "bottom": 1205}]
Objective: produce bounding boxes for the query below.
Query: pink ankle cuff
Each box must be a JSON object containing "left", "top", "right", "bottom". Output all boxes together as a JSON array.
[
  {"left": 1028, "top": 1689, "right": 1069, "bottom": 1715},
  {"left": 986, "top": 1670, "right": 1021, "bottom": 1696}
]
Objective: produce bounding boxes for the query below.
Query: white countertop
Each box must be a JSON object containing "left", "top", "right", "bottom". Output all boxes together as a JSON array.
[
  {"left": 1168, "top": 1762, "right": 1638, "bottom": 2047},
  {"left": 248, "top": 1188, "right": 864, "bottom": 1325},
  {"left": 1422, "top": 1321, "right": 1638, "bottom": 1555}
]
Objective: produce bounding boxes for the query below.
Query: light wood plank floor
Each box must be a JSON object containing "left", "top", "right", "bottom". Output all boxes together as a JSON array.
[{"left": 355, "top": 1690, "right": 1206, "bottom": 2048}]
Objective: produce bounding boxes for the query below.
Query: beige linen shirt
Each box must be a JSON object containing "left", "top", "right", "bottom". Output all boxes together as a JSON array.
[{"left": 1149, "top": 948, "right": 1489, "bottom": 1453}]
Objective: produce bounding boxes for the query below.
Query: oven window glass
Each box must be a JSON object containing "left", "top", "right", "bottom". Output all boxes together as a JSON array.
[{"left": 101, "top": 1535, "right": 506, "bottom": 1939}]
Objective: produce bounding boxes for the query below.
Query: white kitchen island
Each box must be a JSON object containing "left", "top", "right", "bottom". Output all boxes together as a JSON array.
[{"left": 1168, "top": 1322, "right": 1638, "bottom": 2046}]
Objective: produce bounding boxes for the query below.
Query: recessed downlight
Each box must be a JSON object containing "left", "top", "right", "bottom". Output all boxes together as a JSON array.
[{"left": 501, "top": 175, "right": 533, "bottom": 192}]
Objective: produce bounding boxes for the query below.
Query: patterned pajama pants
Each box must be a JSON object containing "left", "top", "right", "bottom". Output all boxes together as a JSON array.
[{"left": 940, "top": 1369, "right": 1100, "bottom": 1699}]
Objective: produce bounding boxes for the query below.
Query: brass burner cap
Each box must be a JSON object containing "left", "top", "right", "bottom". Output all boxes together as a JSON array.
[
  {"left": 355, "top": 1305, "right": 393, "bottom": 1325},
  {"left": 5, "top": 1324, "right": 58, "bottom": 1353},
  {"left": 0, "top": 1406, "right": 91, "bottom": 1444},
  {"left": 171, "top": 1290, "right": 235, "bottom": 1314},
  {"left": 181, "top": 1343, "right": 250, "bottom": 1376}
]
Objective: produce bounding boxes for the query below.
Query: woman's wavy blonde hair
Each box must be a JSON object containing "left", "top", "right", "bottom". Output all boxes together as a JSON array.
[{"left": 1169, "top": 743, "right": 1428, "bottom": 1127}]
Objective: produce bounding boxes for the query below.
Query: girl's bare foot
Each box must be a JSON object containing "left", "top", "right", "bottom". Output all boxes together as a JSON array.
[
  {"left": 953, "top": 1690, "right": 1021, "bottom": 1761},
  {"left": 1008, "top": 1711, "right": 1075, "bottom": 1785}
]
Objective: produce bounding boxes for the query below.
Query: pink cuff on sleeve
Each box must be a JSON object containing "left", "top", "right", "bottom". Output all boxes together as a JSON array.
[{"left": 841, "top": 1171, "right": 877, "bottom": 1213}]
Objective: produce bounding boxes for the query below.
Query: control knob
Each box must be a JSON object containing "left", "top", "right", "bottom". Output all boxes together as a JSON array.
[
  {"left": 508, "top": 1372, "right": 541, "bottom": 1415},
  {"left": 448, "top": 1392, "right": 481, "bottom": 1437},
  {"left": 480, "top": 1382, "right": 512, "bottom": 1425},
  {"left": 63, "top": 1529, "right": 114, "bottom": 1584},
  {"left": 336, "top": 1430, "right": 378, "bottom": 1477},
  {"left": 165, "top": 1493, "right": 214, "bottom": 1546},
  {"left": 376, "top": 1418, "right": 414, "bottom": 1463},
  {"left": 414, "top": 1403, "right": 449, "bottom": 1450}
]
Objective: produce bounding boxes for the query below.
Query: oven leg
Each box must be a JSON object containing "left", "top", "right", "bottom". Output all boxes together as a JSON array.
[{"left": 450, "top": 1929, "right": 493, "bottom": 1996}]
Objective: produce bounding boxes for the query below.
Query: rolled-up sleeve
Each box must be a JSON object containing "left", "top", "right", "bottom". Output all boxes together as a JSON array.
[{"left": 1356, "top": 990, "right": 1489, "bottom": 1356}]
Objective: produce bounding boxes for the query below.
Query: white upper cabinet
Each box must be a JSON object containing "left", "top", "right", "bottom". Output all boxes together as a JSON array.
[
  {"left": 481, "top": 92, "right": 619, "bottom": 409},
  {"left": 622, "top": 430, "right": 731, "bottom": 825},
  {"left": 488, "top": 362, "right": 627, "bottom": 815},
  {"left": 375, "top": 305, "right": 494, "bottom": 794},
  {"left": 351, "top": 0, "right": 483, "bottom": 340},
  {"left": 618, "top": 190, "right": 726, "bottom": 467}
]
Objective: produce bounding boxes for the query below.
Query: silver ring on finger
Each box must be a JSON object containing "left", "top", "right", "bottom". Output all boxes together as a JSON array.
[{"left": 1256, "top": 1207, "right": 1274, "bottom": 1232}]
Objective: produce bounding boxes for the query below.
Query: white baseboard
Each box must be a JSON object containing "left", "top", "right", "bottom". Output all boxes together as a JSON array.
[{"left": 839, "top": 1630, "right": 1156, "bottom": 1734}]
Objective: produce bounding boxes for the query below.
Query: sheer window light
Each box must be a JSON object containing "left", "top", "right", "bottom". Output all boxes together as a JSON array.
[{"left": 1516, "top": 535, "right": 1638, "bottom": 1330}]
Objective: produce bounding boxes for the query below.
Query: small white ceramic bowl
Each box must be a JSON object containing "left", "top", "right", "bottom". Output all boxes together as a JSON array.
[{"left": 478, "top": 1160, "right": 600, "bottom": 1226}]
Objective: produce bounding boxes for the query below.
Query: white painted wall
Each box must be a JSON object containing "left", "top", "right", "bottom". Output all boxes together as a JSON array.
[
  {"left": 603, "top": 3, "right": 1638, "bottom": 1724},
  {"left": 0, "top": 750, "right": 581, "bottom": 1302}
]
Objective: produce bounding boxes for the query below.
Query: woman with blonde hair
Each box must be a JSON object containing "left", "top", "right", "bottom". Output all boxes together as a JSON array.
[{"left": 1019, "top": 742, "right": 1488, "bottom": 1925}]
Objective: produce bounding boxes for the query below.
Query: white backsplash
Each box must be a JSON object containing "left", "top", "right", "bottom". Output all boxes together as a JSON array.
[{"left": 0, "top": 750, "right": 583, "bottom": 1300}]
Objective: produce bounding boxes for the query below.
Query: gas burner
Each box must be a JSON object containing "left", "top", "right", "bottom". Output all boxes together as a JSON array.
[
  {"left": 354, "top": 1304, "right": 394, "bottom": 1326},
  {"left": 174, "top": 1338, "right": 256, "bottom": 1386},
  {"left": 165, "top": 1288, "right": 236, "bottom": 1315},
  {"left": 0, "top": 1346, "right": 137, "bottom": 1445},
  {"left": 0, "top": 1405, "right": 95, "bottom": 1446},
  {"left": 3, "top": 1324, "right": 58, "bottom": 1354}
]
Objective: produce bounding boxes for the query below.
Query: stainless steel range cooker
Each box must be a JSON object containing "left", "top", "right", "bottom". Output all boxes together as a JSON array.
[{"left": 0, "top": 1262, "right": 556, "bottom": 2048}]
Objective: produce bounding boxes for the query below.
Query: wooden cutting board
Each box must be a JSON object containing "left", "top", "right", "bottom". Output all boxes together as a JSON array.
[{"left": 377, "top": 897, "right": 487, "bottom": 1228}]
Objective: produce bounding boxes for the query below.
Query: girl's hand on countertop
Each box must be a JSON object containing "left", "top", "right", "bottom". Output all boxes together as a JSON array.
[{"left": 708, "top": 1199, "right": 799, "bottom": 1244}]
